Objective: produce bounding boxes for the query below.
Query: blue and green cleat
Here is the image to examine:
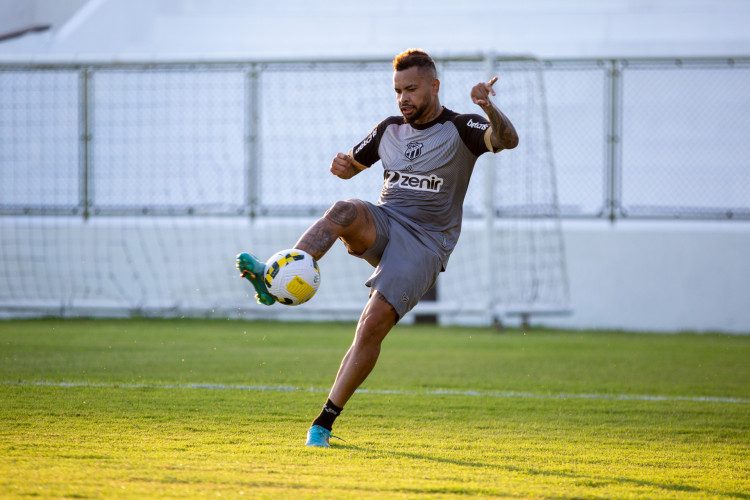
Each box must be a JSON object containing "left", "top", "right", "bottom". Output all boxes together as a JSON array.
[
  {"left": 305, "top": 425, "right": 344, "bottom": 447},
  {"left": 236, "top": 252, "right": 276, "bottom": 306}
]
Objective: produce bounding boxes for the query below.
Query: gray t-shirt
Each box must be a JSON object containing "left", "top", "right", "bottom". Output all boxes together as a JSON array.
[{"left": 350, "top": 107, "right": 499, "bottom": 268}]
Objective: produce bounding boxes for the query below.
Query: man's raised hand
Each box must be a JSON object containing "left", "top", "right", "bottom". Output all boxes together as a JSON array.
[{"left": 470, "top": 76, "right": 499, "bottom": 109}]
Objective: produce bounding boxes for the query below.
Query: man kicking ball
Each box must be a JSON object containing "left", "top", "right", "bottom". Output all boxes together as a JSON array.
[{"left": 238, "top": 49, "right": 518, "bottom": 447}]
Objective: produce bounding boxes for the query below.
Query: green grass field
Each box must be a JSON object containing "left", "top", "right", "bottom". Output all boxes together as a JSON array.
[{"left": 1, "top": 318, "right": 749, "bottom": 499}]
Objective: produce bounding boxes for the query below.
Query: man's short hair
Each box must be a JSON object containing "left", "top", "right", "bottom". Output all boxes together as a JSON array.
[{"left": 393, "top": 49, "right": 437, "bottom": 79}]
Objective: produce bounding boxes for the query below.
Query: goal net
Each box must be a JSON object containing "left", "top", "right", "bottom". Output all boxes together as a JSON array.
[{"left": 0, "top": 57, "right": 569, "bottom": 325}]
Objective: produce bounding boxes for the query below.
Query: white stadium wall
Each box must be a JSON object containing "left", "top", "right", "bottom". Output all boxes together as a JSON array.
[
  {"left": 1, "top": 0, "right": 749, "bottom": 333},
  {"left": 3, "top": 219, "right": 747, "bottom": 333},
  {"left": 2, "top": 0, "right": 749, "bottom": 60},
  {"left": 553, "top": 221, "right": 750, "bottom": 333}
]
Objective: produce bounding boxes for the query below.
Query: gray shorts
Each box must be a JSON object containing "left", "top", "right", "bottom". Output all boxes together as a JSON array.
[{"left": 353, "top": 201, "right": 443, "bottom": 320}]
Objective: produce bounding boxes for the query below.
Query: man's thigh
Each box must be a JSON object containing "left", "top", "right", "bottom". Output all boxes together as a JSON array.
[{"left": 365, "top": 221, "right": 443, "bottom": 320}]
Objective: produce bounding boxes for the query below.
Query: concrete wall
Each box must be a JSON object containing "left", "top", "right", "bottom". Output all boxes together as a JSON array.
[
  {"left": 549, "top": 221, "right": 750, "bottom": 333},
  {"left": 2, "top": 218, "right": 747, "bottom": 333},
  {"left": 1, "top": 0, "right": 749, "bottom": 59},
  {"left": 0, "top": 0, "right": 88, "bottom": 35}
]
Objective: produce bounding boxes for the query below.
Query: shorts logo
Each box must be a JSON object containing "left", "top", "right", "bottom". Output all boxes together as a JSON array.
[
  {"left": 404, "top": 141, "right": 423, "bottom": 161},
  {"left": 384, "top": 170, "right": 444, "bottom": 193},
  {"left": 401, "top": 293, "right": 409, "bottom": 303}
]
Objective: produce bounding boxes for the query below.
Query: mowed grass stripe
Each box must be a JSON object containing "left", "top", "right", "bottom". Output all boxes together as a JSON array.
[
  {"left": 4, "top": 380, "right": 750, "bottom": 404},
  {"left": 2, "top": 383, "right": 748, "bottom": 499},
  {"left": 2, "top": 318, "right": 749, "bottom": 397}
]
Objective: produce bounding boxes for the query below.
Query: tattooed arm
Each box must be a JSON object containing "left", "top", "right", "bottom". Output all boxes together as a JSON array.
[{"left": 470, "top": 76, "right": 519, "bottom": 150}]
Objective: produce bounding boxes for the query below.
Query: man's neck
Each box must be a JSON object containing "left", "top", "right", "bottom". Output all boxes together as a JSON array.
[{"left": 415, "top": 103, "right": 443, "bottom": 125}]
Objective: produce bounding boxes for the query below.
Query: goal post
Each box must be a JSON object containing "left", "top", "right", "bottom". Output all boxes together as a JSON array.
[{"left": 0, "top": 56, "right": 570, "bottom": 325}]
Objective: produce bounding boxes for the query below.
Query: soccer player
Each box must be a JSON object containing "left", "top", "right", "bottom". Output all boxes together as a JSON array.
[{"left": 238, "top": 49, "right": 518, "bottom": 447}]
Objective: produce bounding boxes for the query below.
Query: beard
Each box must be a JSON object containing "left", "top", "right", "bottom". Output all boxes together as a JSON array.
[{"left": 400, "top": 102, "right": 428, "bottom": 124}]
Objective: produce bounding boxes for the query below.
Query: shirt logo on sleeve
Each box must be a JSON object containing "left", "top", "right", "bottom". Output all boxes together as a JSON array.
[
  {"left": 384, "top": 171, "right": 444, "bottom": 193},
  {"left": 466, "top": 118, "right": 489, "bottom": 130},
  {"left": 404, "top": 141, "right": 424, "bottom": 160},
  {"left": 354, "top": 129, "right": 378, "bottom": 155}
]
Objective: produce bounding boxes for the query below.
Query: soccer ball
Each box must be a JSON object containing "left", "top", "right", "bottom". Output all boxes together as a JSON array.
[{"left": 263, "top": 248, "right": 321, "bottom": 306}]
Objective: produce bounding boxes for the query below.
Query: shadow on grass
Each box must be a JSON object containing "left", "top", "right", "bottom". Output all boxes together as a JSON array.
[{"left": 336, "top": 444, "right": 750, "bottom": 499}]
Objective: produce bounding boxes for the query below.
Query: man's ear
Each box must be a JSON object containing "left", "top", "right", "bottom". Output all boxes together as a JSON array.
[{"left": 432, "top": 78, "right": 440, "bottom": 97}]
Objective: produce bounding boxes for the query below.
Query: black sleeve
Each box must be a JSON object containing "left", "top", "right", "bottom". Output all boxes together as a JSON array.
[
  {"left": 350, "top": 116, "right": 401, "bottom": 168},
  {"left": 452, "top": 113, "right": 496, "bottom": 157}
]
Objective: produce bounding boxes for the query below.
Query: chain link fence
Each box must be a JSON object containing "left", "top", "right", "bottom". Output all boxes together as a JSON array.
[
  {"left": 542, "top": 57, "right": 750, "bottom": 220},
  {"left": 1, "top": 56, "right": 572, "bottom": 320},
  {"left": 619, "top": 58, "right": 750, "bottom": 219},
  {"left": 1, "top": 55, "right": 748, "bottom": 321},
  {"left": 2, "top": 57, "right": 748, "bottom": 219}
]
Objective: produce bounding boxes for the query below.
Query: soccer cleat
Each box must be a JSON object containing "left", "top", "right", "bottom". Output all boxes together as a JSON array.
[
  {"left": 236, "top": 252, "right": 276, "bottom": 306},
  {"left": 305, "top": 425, "right": 343, "bottom": 447}
]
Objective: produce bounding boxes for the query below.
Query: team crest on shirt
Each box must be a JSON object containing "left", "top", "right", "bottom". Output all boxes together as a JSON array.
[{"left": 404, "top": 141, "right": 424, "bottom": 161}]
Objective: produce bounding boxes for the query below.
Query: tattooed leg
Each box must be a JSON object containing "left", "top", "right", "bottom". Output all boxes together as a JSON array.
[{"left": 294, "top": 199, "right": 373, "bottom": 261}]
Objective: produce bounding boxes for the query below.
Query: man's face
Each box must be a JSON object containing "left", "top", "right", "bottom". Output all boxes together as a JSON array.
[{"left": 393, "top": 66, "right": 439, "bottom": 124}]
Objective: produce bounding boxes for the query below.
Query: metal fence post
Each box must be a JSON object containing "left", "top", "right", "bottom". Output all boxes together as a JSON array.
[
  {"left": 79, "top": 67, "right": 91, "bottom": 221},
  {"left": 246, "top": 63, "right": 261, "bottom": 218},
  {"left": 605, "top": 59, "right": 623, "bottom": 222},
  {"left": 484, "top": 52, "right": 499, "bottom": 326}
]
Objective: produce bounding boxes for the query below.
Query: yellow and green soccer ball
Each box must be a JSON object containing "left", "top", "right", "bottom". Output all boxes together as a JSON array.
[{"left": 263, "top": 249, "right": 321, "bottom": 306}]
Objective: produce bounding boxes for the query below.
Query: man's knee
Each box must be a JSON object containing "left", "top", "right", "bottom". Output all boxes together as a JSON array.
[
  {"left": 324, "top": 199, "right": 376, "bottom": 258},
  {"left": 324, "top": 200, "right": 359, "bottom": 228},
  {"left": 357, "top": 291, "right": 398, "bottom": 339}
]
